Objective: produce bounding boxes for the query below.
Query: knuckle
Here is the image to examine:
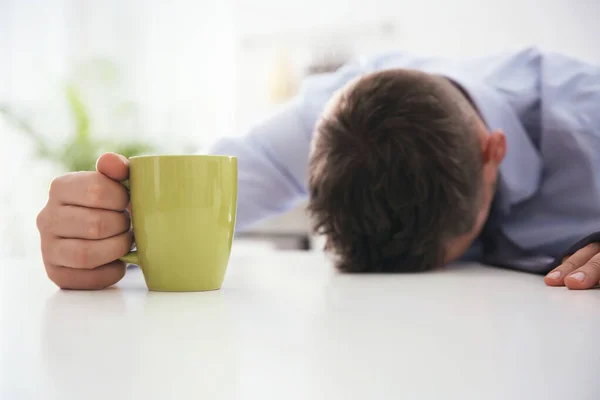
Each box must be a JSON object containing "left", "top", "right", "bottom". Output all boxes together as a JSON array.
[
  {"left": 86, "top": 181, "right": 106, "bottom": 207},
  {"left": 73, "top": 244, "right": 94, "bottom": 269},
  {"left": 587, "top": 260, "right": 600, "bottom": 271},
  {"left": 37, "top": 207, "right": 59, "bottom": 234},
  {"left": 48, "top": 176, "right": 65, "bottom": 198},
  {"left": 36, "top": 208, "right": 48, "bottom": 232},
  {"left": 561, "top": 260, "right": 578, "bottom": 271},
  {"left": 86, "top": 215, "right": 105, "bottom": 238}
]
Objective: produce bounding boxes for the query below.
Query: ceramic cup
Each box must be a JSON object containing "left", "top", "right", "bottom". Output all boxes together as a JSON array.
[{"left": 120, "top": 155, "right": 237, "bottom": 291}]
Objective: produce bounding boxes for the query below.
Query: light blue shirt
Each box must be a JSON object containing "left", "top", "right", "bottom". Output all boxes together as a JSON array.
[{"left": 208, "top": 47, "right": 600, "bottom": 272}]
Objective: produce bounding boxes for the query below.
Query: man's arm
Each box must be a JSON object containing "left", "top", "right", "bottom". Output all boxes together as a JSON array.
[
  {"left": 207, "top": 100, "right": 312, "bottom": 230},
  {"left": 507, "top": 50, "right": 600, "bottom": 289},
  {"left": 206, "top": 61, "right": 368, "bottom": 230}
]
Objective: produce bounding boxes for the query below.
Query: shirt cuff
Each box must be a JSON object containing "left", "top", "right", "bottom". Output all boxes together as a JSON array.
[{"left": 545, "top": 231, "right": 600, "bottom": 272}]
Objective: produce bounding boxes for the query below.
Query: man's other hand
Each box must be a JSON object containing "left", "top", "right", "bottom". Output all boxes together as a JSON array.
[{"left": 545, "top": 243, "right": 600, "bottom": 289}]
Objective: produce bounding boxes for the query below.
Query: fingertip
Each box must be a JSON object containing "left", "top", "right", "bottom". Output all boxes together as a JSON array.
[
  {"left": 564, "top": 274, "right": 593, "bottom": 290},
  {"left": 564, "top": 278, "right": 582, "bottom": 290},
  {"left": 96, "top": 153, "right": 129, "bottom": 181},
  {"left": 543, "top": 270, "right": 563, "bottom": 286},
  {"left": 544, "top": 277, "right": 564, "bottom": 287}
]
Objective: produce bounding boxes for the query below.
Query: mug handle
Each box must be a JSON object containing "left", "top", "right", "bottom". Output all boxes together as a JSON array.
[{"left": 117, "top": 178, "right": 140, "bottom": 265}]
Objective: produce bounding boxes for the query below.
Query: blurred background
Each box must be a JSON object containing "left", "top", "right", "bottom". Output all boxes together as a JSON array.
[{"left": 1, "top": 0, "right": 599, "bottom": 256}]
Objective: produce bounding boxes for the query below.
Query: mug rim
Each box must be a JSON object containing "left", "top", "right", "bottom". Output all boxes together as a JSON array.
[{"left": 129, "top": 154, "right": 236, "bottom": 160}]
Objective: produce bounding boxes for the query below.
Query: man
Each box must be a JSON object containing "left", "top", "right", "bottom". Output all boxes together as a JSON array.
[{"left": 36, "top": 47, "right": 600, "bottom": 290}]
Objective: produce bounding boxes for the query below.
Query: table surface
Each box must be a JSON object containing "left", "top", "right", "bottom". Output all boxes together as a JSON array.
[{"left": 2, "top": 250, "right": 600, "bottom": 400}]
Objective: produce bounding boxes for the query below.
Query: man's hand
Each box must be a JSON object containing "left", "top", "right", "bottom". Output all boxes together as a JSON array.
[
  {"left": 36, "top": 153, "right": 133, "bottom": 290},
  {"left": 544, "top": 242, "right": 600, "bottom": 289}
]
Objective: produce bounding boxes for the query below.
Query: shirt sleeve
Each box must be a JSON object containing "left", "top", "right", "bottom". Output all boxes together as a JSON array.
[
  {"left": 493, "top": 49, "right": 600, "bottom": 254},
  {"left": 205, "top": 61, "right": 369, "bottom": 231},
  {"left": 473, "top": 48, "right": 600, "bottom": 273}
]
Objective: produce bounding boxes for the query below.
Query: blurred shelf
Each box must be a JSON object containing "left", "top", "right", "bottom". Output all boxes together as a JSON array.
[{"left": 237, "top": 202, "right": 312, "bottom": 250}]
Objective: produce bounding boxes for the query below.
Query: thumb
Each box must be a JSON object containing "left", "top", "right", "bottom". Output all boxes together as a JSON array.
[{"left": 95, "top": 152, "right": 129, "bottom": 181}]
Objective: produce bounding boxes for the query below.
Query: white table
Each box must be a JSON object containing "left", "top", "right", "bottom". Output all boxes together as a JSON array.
[{"left": 2, "top": 250, "right": 600, "bottom": 400}]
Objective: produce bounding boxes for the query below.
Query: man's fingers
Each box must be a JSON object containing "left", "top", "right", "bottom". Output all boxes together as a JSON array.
[
  {"left": 96, "top": 152, "right": 129, "bottom": 181},
  {"left": 49, "top": 172, "right": 129, "bottom": 211},
  {"left": 45, "top": 261, "right": 126, "bottom": 290},
  {"left": 38, "top": 205, "right": 130, "bottom": 240},
  {"left": 564, "top": 251, "right": 600, "bottom": 290},
  {"left": 42, "top": 231, "right": 133, "bottom": 270},
  {"left": 544, "top": 242, "right": 600, "bottom": 286}
]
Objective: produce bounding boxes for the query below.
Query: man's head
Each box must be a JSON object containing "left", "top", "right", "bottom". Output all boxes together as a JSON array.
[{"left": 308, "top": 69, "right": 506, "bottom": 272}]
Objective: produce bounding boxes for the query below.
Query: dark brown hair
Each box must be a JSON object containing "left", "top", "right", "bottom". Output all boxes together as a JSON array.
[{"left": 308, "top": 69, "right": 483, "bottom": 272}]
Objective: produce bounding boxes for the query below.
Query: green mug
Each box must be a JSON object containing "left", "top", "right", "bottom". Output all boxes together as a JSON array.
[{"left": 119, "top": 155, "right": 237, "bottom": 291}]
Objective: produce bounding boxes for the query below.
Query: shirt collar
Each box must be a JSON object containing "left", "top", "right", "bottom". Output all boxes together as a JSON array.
[{"left": 443, "top": 74, "right": 543, "bottom": 215}]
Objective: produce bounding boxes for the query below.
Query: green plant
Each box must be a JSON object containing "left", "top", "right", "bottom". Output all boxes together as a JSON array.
[{"left": 0, "top": 60, "right": 155, "bottom": 172}]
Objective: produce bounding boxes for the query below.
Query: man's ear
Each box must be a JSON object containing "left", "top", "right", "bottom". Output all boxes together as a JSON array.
[{"left": 482, "top": 129, "right": 506, "bottom": 164}]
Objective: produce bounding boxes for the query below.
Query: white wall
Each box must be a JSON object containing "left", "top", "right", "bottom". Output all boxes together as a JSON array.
[
  {"left": 233, "top": 0, "right": 600, "bottom": 60},
  {"left": 232, "top": 0, "right": 600, "bottom": 130}
]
